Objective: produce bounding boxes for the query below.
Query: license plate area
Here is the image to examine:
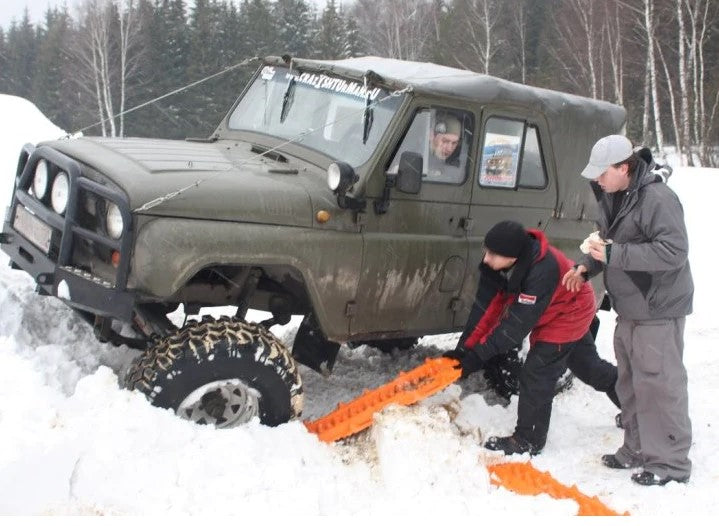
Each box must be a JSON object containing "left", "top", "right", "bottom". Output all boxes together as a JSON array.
[{"left": 13, "top": 204, "right": 52, "bottom": 254}]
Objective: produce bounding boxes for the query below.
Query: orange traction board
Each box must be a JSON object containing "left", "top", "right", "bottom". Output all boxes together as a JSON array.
[{"left": 304, "top": 357, "right": 461, "bottom": 442}]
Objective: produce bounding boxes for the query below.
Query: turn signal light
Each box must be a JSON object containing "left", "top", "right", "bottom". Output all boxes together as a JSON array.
[
  {"left": 111, "top": 250, "right": 121, "bottom": 268},
  {"left": 316, "top": 210, "right": 331, "bottom": 223}
]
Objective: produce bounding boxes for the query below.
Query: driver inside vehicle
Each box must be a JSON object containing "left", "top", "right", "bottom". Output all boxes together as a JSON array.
[{"left": 428, "top": 112, "right": 462, "bottom": 177}]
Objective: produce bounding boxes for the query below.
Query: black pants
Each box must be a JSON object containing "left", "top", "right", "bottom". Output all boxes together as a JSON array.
[{"left": 515, "top": 330, "right": 619, "bottom": 450}]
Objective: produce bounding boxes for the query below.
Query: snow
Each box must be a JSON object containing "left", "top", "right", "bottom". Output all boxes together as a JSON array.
[{"left": 1, "top": 94, "right": 718, "bottom": 518}]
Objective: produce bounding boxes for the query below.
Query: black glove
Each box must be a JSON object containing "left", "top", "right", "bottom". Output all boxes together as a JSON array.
[{"left": 442, "top": 347, "right": 485, "bottom": 379}]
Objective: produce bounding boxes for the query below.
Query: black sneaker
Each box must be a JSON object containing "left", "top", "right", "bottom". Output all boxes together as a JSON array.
[
  {"left": 631, "top": 470, "right": 689, "bottom": 486},
  {"left": 615, "top": 413, "right": 623, "bottom": 429},
  {"left": 601, "top": 454, "right": 640, "bottom": 469},
  {"left": 484, "top": 435, "right": 541, "bottom": 456}
]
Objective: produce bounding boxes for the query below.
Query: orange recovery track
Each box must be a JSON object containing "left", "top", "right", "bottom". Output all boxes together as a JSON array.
[
  {"left": 304, "top": 357, "right": 461, "bottom": 442},
  {"left": 488, "top": 462, "right": 628, "bottom": 516},
  {"left": 304, "top": 355, "right": 628, "bottom": 516}
]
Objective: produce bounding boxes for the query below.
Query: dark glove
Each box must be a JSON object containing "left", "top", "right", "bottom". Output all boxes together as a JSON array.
[{"left": 442, "top": 347, "right": 485, "bottom": 378}]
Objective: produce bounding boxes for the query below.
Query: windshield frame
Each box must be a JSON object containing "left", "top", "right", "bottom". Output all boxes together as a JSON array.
[{"left": 225, "top": 65, "right": 406, "bottom": 167}]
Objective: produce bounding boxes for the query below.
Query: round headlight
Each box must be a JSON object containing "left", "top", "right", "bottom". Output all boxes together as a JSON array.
[
  {"left": 106, "top": 202, "right": 124, "bottom": 239},
  {"left": 33, "top": 160, "right": 49, "bottom": 198},
  {"left": 50, "top": 171, "right": 69, "bottom": 214},
  {"left": 327, "top": 163, "right": 341, "bottom": 191}
]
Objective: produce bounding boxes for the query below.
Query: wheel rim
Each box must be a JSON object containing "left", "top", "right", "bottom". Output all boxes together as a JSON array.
[{"left": 177, "top": 379, "right": 261, "bottom": 428}]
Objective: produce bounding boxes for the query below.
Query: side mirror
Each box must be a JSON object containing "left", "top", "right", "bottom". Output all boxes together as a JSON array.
[
  {"left": 374, "top": 151, "right": 424, "bottom": 215},
  {"left": 396, "top": 151, "right": 423, "bottom": 194}
]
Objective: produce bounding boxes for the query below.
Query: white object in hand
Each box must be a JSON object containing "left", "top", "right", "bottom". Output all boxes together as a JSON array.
[{"left": 580, "top": 231, "right": 603, "bottom": 254}]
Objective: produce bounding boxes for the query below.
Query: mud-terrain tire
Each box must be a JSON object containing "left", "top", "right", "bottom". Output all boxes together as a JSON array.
[{"left": 124, "top": 317, "right": 302, "bottom": 427}]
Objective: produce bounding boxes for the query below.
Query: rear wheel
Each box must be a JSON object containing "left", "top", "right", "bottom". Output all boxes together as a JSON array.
[{"left": 124, "top": 317, "right": 302, "bottom": 427}]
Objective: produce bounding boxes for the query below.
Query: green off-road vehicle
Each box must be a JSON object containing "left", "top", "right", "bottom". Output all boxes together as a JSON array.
[{"left": 1, "top": 56, "right": 625, "bottom": 428}]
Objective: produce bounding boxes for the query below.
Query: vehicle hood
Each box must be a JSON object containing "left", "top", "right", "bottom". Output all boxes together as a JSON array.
[{"left": 46, "top": 137, "right": 315, "bottom": 227}]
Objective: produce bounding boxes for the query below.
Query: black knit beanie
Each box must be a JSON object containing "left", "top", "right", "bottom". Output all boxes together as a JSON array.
[{"left": 484, "top": 220, "right": 529, "bottom": 258}]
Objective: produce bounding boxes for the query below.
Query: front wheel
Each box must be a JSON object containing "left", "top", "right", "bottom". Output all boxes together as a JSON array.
[{"left": 124, "top": 317, "right": 303, "bottom": 427}]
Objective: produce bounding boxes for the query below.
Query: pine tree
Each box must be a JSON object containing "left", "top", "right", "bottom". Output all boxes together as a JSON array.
[
  {"left": 4, "top": 10, "right": 37, "bottom": 98},
  {"left": 342, "top": 14, "right": 364, "bottom": 58},
  {"left": 273, "top": 0, "right": 314, "bottom": 58},
  {"left": 240, "top": 0, "right": 276, "bottom": 58},
  {"left": 315, "top": 0, "right": 344, "bottom": 59},
  {"left": 0, "top": 27, "right": 7, "bottom": 92},
  {"left": 523, "top": 0, "right": 558, "bottom": 86},
  {"left": 32, "top": 7, "right": 73, "bottom": 131},
  {"left": 185, "top": 0, "right": 227, "bottom": 136},
  {"left": 130, "top": 0, "right": 192, "bottom": 138},
  {"left": 214, "top": 0, "right": 249, "bottom": 119}
]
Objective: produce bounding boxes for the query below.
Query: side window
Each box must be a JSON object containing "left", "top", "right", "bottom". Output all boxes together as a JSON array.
[
  {"left": 478, "top": 117, "right": 548, "bottom": 189},
  {"left": 518, "top": 125, "right": 547, "bottom": 188},
  {"left": 388, "top": 107, "right": 474, "bottom": 185}
]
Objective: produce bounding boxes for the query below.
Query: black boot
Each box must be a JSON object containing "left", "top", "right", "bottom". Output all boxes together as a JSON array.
[
  {"left": 601, "top": 454, "right": 641, "bottom": 469},
  {"left": 485, "top": 435, "right": 542, "bottom": 456},
  {"left": 631, "top": 471, "right": 689, "bottom": 486}
]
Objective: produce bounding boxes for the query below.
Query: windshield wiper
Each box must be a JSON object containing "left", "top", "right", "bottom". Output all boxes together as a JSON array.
[
  {"left": 362, "top": 94, "right": 374, "bottom": 144},
  {"left": 279, "top": 76, "right": 296, "bottom": 123}
]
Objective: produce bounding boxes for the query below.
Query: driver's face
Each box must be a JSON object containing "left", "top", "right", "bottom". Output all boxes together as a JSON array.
[{"left": 431, "top": 133, "right": 460, "bottom": 160}]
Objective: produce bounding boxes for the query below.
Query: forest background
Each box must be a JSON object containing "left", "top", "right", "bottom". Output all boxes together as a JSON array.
[{"left": 1, "top": 0, "right": 717, "bottom": 166}]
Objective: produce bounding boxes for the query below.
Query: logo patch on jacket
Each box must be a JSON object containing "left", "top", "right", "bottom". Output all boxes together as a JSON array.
[{"left": 518, "top": 293, "right": 537, "bottom": 305}]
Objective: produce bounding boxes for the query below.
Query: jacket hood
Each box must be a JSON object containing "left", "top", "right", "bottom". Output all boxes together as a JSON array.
[
  {"left": 527, "top": 229, "right": 549, "bottom": 260},
  {"left": 628, "top": 152, "right": 673, "bottom": 194},
  {"left": 44, "top": 137, "right": 316, "bottom": 227},
  {"left": 636, "top": 147, "right": 673, "bottom": 182}
]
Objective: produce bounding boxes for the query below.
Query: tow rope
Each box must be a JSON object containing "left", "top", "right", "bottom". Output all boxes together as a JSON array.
[{"left": 305, "top": 356, "right": 628, "bottom": 516}]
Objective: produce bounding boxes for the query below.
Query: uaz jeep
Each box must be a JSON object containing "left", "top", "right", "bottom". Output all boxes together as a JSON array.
[{"left": 1, "top": 56, "right": 625, "bottom": 427}]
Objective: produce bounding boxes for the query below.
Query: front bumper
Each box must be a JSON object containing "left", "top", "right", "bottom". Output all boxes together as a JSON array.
[{"left": 1, "top": 144, "right": 136, "bottom": 321}]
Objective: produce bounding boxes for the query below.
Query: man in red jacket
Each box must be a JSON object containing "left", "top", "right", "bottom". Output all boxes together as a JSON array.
[{"left": 444, "top": 220, "right": 619, "bottom": 456}]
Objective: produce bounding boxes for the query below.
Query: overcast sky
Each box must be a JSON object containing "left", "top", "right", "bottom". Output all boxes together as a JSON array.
[
  {"left": 1, "top": 1, "right": 80, "bottom": 28},
  {"left": 1, "top": 0, "right": 329, "bottom": 30}
]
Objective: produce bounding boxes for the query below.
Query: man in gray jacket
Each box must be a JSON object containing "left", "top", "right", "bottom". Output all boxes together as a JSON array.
[{"left": 562, "top": 135, "right": 693, "bottom": 486}]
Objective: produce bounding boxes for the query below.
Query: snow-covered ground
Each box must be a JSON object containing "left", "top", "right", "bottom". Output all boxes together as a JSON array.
[{"left": 1, "top": 94, "right": 717, "bottom": 516}]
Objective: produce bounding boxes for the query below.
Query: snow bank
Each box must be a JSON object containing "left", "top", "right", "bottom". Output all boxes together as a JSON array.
[{"left": 0, "top": 95, "right": 65, "bottom": 209}]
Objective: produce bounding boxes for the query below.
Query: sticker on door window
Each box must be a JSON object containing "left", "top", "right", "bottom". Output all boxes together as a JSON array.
[{"left": 479, "top": 132, "right": 521, "bottom": 187}]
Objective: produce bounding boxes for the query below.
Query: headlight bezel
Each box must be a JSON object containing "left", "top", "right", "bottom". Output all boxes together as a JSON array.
[
  {"left": 32, "top": 160, "right": 49, "bottom": 199},
  {"left": 105, "top": 201, "right": 124, "bottom": 240},
  {"left": 50, "top": 170, "right": 70, "bottom": 215}
]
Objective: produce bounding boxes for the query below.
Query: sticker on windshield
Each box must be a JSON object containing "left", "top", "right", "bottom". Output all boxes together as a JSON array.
[
  {"left": 287, "top": 72, "right": 381, "bottom": 101},
  {"left": 261, "top": 66, "right": 276, "bottom": 80}
]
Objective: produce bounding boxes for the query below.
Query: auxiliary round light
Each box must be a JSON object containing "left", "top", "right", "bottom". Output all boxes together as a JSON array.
[
  {"left": 106, "top": 202, "right": 124, "bottom": 239},
  {"left": 50, "top": 171, "right": 69, "bottom": 214},
  {"left": 33, "top": 160, "right": 49, "bottom": 199}
]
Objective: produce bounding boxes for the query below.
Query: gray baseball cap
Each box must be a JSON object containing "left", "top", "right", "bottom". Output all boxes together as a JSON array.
[{"left": 581, "top": 135, "right": 633, "bottom": 179}]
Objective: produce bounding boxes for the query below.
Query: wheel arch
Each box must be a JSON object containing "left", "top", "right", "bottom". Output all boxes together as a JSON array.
[{"left": 131, "top": 217, "right": 361, "bottom": 341}]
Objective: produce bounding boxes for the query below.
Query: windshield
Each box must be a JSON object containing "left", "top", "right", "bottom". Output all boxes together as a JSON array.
[{"left": 228, "top": 65, "right": 404, "bottom": 166}]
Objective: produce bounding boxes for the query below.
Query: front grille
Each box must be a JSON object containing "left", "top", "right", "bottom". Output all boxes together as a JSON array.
[{"left": 10, "top": 144, "right": 133, "bottom": 290}]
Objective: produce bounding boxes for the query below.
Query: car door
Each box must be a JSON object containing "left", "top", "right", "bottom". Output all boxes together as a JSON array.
[
  {"left": 457, "top": 111, "right": 559, "bottom": 324},
  {"left": 350, "top": 105, "right": 477, "bottom": 337}
]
